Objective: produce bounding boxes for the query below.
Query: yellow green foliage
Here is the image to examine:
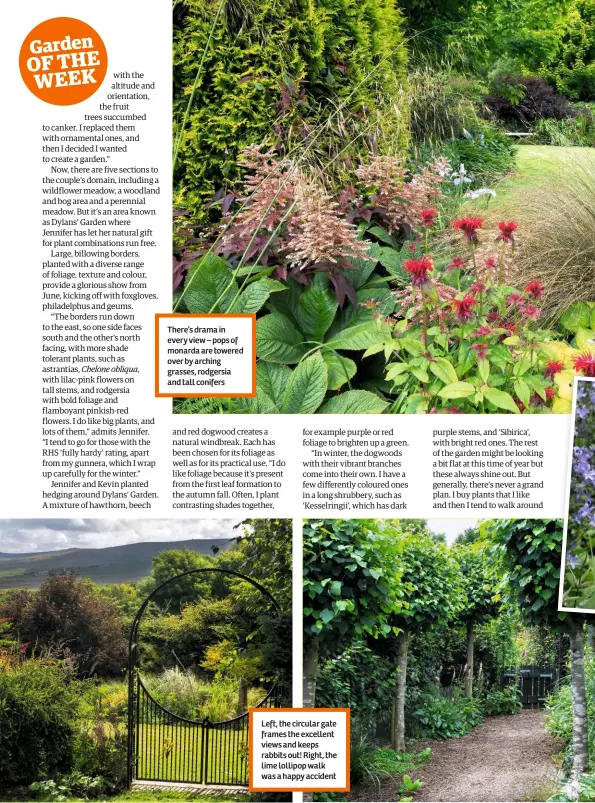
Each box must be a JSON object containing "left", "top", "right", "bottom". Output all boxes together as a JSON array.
[{"left": 173, "top": 0, "right": 409, "bottom": 213}]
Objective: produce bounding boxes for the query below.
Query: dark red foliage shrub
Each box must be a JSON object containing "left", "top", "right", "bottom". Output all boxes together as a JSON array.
[
  {"left": 0, "top": 571, "right": 127, "bottom": 677},
  {"left": 485, "top": 76, "right": 572, "bottom": 127}
]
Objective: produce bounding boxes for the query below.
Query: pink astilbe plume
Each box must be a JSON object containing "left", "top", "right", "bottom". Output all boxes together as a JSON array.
[
  {"left": 355, "top": 155, "right": 448, "bottom": 233},
  {"left": 285, "top": 179, "right": 369, "bottom": 270},
  {"left": 217, "top": 145, "right": 299, "bottom": 262}
]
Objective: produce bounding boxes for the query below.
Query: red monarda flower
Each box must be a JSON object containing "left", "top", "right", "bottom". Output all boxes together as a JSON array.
[
  {"left": 485, "top": 255, "right": 498, "bottom": 269},
  {"left": 453, "top": 294, "right": 477, "bottom": 322},
  {"left": 525, "top": 279, "right": 544, "bottom": 300},
  {"left": 419, "top": 208, "right": 438, "bottom": 228},
  {"left": 506, "top": 292, "right": 524, "bottom": 308},
  {"left": 403, "top": 257, "right": 434, "bottom": 287},
  {"left": 471, "top": 342, "right": 489, "bottom": 360},
  {"left": 545, "top": 360, "right": 564, "bottom": 378},
  {"left": 470, "top": 281, "right": 486, "bottom": 294},
  {"left": 453, "top": 216, "right": 484, "bottom": 242},
  {"left": 545, "top": 387, "right": 555, "bottom": 400},
  {"left": 574, "top": 353, "right": 595, "bottom": 377},
  {"left": 404, "top": 257, "right": 433, "bottom": 287},
  {"left": 523, "top": 304, "right": 541, "bottom": 320},
  {"left": 447, "top": 256, "right": 465, "bottom": 272},
  {"left": 487, "top": 311, "right": 501, "bottom": 324},
  {"left": 497, "top": 220, "right": 518, "bottom": 243},
  {"left": 471, "top": 326, "right": 492, "bottom": 337}
]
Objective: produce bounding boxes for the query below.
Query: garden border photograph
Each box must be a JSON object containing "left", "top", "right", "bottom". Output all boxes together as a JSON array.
[
  {"left": 303, "top": 517, "right": 595, "bottom": 802},
  {"left": 560, "top": 376, "right": 595, "bottom": 614},
  {"left": 0, "top": 517, "right": 292, "bottom": 803},
  {"left": 173, "top": 0, "right": 595, "bottom": 415}
]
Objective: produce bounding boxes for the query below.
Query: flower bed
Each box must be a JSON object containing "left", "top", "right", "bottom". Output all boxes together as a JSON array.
[{"left": 173, "top": 149, "right": 593, "bottom": 414}]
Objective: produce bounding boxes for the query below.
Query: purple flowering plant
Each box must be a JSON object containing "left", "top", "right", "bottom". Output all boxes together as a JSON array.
[{"left": 563, "top": 379, "right": 595, "bottom": 608}]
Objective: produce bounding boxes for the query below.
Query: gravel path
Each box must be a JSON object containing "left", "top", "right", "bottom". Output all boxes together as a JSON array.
[
  {"left": 348, "top": 710, "right": 559, "bottom": 802},
  {"left": 414, "top": 710, "right": 558, "bottom": 802}
]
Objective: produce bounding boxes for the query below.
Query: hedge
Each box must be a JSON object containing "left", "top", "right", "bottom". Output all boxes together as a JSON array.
[{"left": 173, "top": 0, "right": 409, "bottom": 214}]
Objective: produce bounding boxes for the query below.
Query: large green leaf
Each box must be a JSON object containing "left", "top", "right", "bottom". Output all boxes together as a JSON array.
[
  {"left": 184, "top": 254, "right": 237, "bottom": 313},
  {"left": 256, "top": 313, "right": 307, "bottom": 364},
  {"left": 297, "top": 275, "right": 339, "bottom": 342},
  {"left": 282, "top": 353, "right": 328, "bottom": 413},
  {"left": 326, "top": 318, "right": 391, "bottom": 351},
  {"left": 256, "top": 362, "right": 292, "bottom": 409},
  {"left": 429, "top": 357, "right": 459, "bottom": 385},
  {"left": 318, "top": 390, "right": 388, "bottom": 414},
  {"left": 559, "top": 301, "right": 591, "bottom": 333},
  {"left": 514, "top": 379, "right": 531, "bottom": 409},
  {"left": 322, "top": 352, "right": 357, "bottom": 390},
  {"left": 438, "top": 381, "right": 475, "bottom": 399},
  {"left": 348, "top": 242, "right": 381, "bottom": 289},
  {"left": 377, "top": 246, "right": 409, "bottom": 284},
  {"left": 266, "top": 277, "right": 303, "bottom": 324},
  {"left": 248, "top": 388, "right": 280, "bottom": 414},
  {"left": 228, "top": 278, "right": 285, "bottom": 313},
  {"left": 484, "top": 387, "right": 521, "bottom": 414}
]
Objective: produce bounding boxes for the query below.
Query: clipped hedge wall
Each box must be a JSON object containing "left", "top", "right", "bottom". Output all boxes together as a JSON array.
[{"left": 173, "top": 0, "right": 409, "bottom": 213}]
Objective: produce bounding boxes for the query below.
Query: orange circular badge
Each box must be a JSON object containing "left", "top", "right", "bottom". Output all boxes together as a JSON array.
[{"left": 19, "top": 17, "right": 107, "bottom": 105}]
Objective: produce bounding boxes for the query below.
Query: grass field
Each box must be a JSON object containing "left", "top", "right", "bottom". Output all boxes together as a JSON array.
[
  {"left": 466, "top": 144, "right": 595, "bottom": 219},
  {"left": 136, "top": 722, "right": 248, "bottom": 786}
]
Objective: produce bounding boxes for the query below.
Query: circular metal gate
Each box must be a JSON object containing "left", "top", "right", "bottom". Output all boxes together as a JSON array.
[{"left": 127, "top": 567, "right": 282, "bottom": 787}]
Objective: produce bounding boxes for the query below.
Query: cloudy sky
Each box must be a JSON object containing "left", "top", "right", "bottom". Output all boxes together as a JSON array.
[
  {"left": 0, "top": 519, "right": 243, "bottom": 553},
  {"left": 428, "top": 519, "right": 479, "bottom": 543},
  {"left": 0, "top": 517, "right": 479, "bottom": 554}
]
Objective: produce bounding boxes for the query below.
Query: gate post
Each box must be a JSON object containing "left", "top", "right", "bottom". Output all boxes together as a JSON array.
[
  {"left": 127, "top": 642, "right": 137, "bottom": 787},
  {"left": 201, "top": 717, "right": 211, "bottom": 785}
]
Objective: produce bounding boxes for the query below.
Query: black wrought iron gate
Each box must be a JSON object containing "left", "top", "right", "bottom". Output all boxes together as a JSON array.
[
  {"left": 501, "top": 665, "right": 558, "bottom": 707},
  {"left": 127, "top": 568, "right": 283, "bottom": 787}
]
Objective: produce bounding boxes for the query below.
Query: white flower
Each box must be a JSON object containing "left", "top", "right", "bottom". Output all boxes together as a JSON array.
[{"left": 464, "top": 187, "right": 497, "bottom": 200}]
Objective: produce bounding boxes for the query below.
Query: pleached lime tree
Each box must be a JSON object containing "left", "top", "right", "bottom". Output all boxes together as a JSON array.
[
  {"left": 491, "top": 519, "right": 588, "bottom": 787},
  {"left": 302, "top": 519, "right": 405, "bottom": 707},
  {"left": 455, "top": 541, "right": 501, "bottom": 697},
  {"left": 386, "top": 524, "right": 465, "bottom": 751}
]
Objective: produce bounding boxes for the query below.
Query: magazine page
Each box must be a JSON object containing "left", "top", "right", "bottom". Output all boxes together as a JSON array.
[{"left": 1, "top": 1, "right": 594, "bottom": 803}]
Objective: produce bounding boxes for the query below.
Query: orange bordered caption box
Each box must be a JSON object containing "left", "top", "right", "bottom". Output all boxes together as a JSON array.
[
  {"left": 249, "top": 707, "right": 350, "bottom": 793},
  {"left": 155, "top": 313, "right": 256, "bottom": 398}
]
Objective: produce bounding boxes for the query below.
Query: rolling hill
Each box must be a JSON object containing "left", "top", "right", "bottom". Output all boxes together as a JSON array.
[{"left": 0, "top": 538, "right": 231, "bottom": 589}]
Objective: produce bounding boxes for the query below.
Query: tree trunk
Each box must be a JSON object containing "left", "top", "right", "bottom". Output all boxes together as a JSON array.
[
  {"left": 303, "top": 636, "right": 320, "bottom": 803},
  {"left": 237, "top": 677, "right": 248, "bottom": 715},
  {"left": 465, "top": 620, "right": 474, "bottom": 698},
  {"left": 303, "top": 634, "right": 320, "bottom": 708},
  {"left": 392, "top": 631, "right": 409, "bottom": 752},
  {"left": 569, "top": 621, "right": 589, "bottom": 782}
]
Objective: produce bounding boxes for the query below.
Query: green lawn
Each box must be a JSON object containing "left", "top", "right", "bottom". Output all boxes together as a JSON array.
[
  {"left": 136, "top": 723, "right": 248, "bottom": 786},
  {"left": 468, "top": 144, "right": 595, "bottom": 219},
  {"left": 113, "top": 792, "right": 249, "bottom": 802}
]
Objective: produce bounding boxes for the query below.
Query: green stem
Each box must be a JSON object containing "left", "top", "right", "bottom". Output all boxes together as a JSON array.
[
  {"left": 173, "top": 0, "right": 226, "bottom": 173},
  {"left": 498, "top": 241, "right": 506, "bottom": 286}
]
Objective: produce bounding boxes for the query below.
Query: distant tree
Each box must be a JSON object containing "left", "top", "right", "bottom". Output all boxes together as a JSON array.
[
  {"left": 388, "top": 527, "right": 465, "bottom": 750},
  {"left": 455, "top": 526, "right": 483, "bottom": 545},
  {"left": 137, "top": 548, "right": 217, "bottom": 612},
  {"left": 0, "top": 571, "right": 127, "bottom": 677},
  {"left": 224, "top": 518, "right": 292, "bottom": 611},
  {"left": 399, "top": 0, "right": 572, "bottom": 73},
  {"left": 454, "top": 543, "right": 501, "bottom": 696}
]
